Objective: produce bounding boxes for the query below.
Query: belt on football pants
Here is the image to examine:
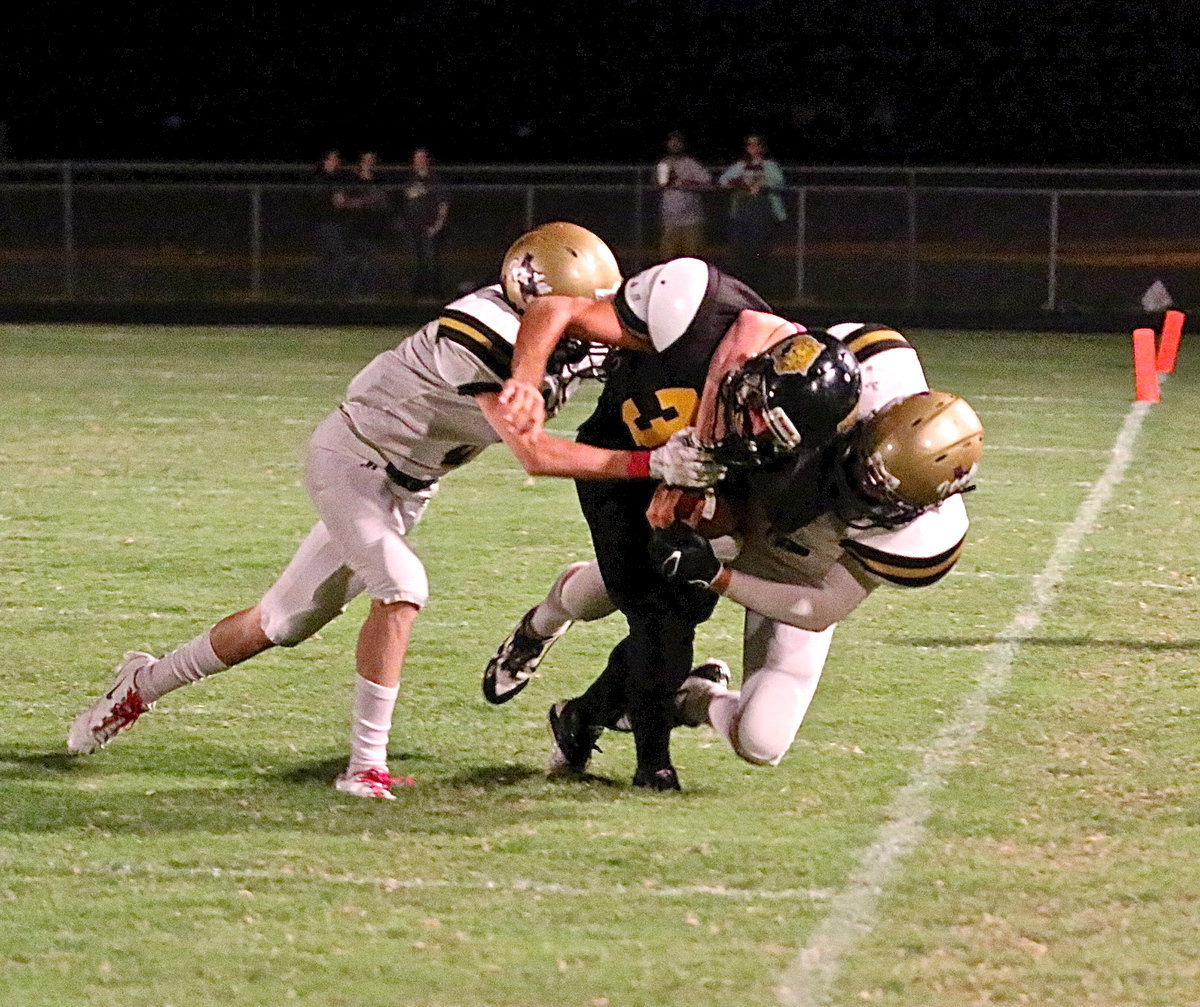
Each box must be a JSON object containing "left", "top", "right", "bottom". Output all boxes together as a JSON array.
[{"left": 384, "top": 463, "right": 437, "bottom": 493}]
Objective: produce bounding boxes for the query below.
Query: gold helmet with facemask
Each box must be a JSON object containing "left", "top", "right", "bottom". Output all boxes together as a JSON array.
[
  {"left": 836, "top": 391, "right": 983, "bottom": 528},
  {"left": 500, "top": 221, "right": 622, "bottom": 313}
]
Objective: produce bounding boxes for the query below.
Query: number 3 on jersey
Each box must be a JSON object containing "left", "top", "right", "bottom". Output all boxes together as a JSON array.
[{"left": 620, "top": 388, "right": 699, "bottom": 447}]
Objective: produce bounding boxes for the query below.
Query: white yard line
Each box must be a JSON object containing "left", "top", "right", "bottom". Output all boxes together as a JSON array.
[
  {"left": 983, "top": 444, "right": 1113, "bottom": 455},
  {"left": 775, "top": 395, "right": 1155, "bottom": 1007}
]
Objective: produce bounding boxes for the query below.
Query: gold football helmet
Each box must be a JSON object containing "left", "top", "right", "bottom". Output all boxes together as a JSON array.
[
  {"left": 500, "top": 221, "right": 622, "bottom": 313},
  {"left": 836, "top": 390, "right": 983, "bottom": 527}
]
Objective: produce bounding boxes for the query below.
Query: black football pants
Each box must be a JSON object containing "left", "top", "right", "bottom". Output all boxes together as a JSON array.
[{"left": 573, "top": 477, "right": 718, "bottom": 774}]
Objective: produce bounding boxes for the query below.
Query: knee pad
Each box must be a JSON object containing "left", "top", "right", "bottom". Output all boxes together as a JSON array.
[
  {"left": 259, "top": 532, "right": 360, "bottom": 648},
  {"left": 729, "top": 711, "right": 787, "bottom": 766},
  {"left": 727, "top": 670, "right": 809, "bottom": 766},
  {"left": 261, "top": 604, "right": 340, "bottom": 649}
]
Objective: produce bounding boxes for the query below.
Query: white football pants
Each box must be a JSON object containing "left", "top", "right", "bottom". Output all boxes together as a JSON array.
[{"left": 259, "top": 411, "right": 434, "bottom": 646}]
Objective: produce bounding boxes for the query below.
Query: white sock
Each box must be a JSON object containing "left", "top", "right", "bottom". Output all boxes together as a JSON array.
[
  {"left": 140, "top": 630, "right": 229, "bottom": 703},
  {"left": 348, "top": 676, "right": 399, "bottom": 773},
  {"left": 529, "top": 561, "right": 615, "bottom": 637},
  {"left": 706, "top": 690, "right": 741, "bottom": 744},
  {"left": 529, "top": 601, "right": 570, "bottom": 638}
]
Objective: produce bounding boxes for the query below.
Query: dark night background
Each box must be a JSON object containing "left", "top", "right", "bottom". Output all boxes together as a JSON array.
[{"left": 4, "top": 1, "right": 1199, "bottom": 166}]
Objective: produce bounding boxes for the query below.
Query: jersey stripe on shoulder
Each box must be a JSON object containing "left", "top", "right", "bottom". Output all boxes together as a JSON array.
[
  {"left": 842, "top": 534, "right": 965, "bottom": 587},
  {"left": 845, "top": 326, "right": 911, "bottom": 363},
  {"left": 437, "top": 307, "right": 514, "bottom": 379}
]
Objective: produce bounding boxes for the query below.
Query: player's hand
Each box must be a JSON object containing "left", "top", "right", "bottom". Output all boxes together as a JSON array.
[
  {"left": 499, "top": 379, "right": 546, "bottom": 435},
  {"left": 649, "top": 525, "right": 723, "bottom": 589},
  {"left": 648, "top": 428, "right": 726, "bottom": 488}
]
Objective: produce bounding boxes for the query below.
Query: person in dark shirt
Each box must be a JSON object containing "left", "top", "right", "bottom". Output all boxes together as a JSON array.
[
  {"left": 718, "top": 135, "right": 787, "bottom": 298},
  {"left": 312, "top": 149, "right": 353, "bottom": 300},
  {"left": 398, "top": 147, "right": 449, "bottom": 299},
  {"left": 340, "top": 151, "right": 392, "bottom": 300}
]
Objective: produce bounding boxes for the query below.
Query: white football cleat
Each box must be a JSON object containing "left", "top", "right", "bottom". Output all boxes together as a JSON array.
[
  {"left": 333, "top": 766, "right": 415, "bottom": 800},
  {"left": 67, "top": 651, "right": 157, "bottom": 754},
  {"left": 482, "top": 604, "right": 574, "bottom": 705}
]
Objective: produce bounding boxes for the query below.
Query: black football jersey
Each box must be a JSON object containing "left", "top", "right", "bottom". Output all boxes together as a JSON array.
[{"left": 577, "top": 262, "right": 770, "bottom": 450}]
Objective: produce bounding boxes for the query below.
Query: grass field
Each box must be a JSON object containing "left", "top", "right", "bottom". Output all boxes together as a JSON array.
[{"left": 2, "top": 322, "right": 1199, "bottom": 1006}]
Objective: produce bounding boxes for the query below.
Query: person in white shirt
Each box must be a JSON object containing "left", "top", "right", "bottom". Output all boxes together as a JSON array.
[{"left": 656, "top": 131, "right": 712, "bottom": 260}]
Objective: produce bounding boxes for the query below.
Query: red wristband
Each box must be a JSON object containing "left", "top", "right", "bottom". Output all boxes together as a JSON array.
[{"left": 626, "top": 451, "right": 652, "bottom": 479}]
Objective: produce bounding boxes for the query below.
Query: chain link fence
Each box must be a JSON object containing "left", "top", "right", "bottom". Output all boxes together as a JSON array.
[{"left": 1, "top": 162, "right": 1197, "bottom": 315}]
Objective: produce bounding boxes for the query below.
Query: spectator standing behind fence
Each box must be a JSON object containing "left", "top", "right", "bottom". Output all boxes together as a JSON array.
[
  {"left": 397, "top": 148, "right": 449, "bottom": 300},
  {"left": 655, "top": 131, "right": 711, "bottom": 260},
  {"left": 717, "top": 134, "right": 786, "bottom": 295},
  {"left": 313, "top": 149, "right": 354, "bottom": 300},
  {"left": 341, "top": 151, "right": 392, "bottom": 300}
]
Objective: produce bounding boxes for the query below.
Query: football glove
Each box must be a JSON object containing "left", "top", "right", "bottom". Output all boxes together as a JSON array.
[
  {"left": 649, "top": 525, "right": 723, "bottom": 589},
  {"left": 648, "top": 429, "right": 727, "bottom": 488}
]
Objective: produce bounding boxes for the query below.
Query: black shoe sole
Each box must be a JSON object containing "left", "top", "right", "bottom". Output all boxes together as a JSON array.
[
  {"left": 691, "top": 662, "right": 731, "bottom": 687},
  {"left": 482, "top": 667, "right": 529, "bottom": 705}
]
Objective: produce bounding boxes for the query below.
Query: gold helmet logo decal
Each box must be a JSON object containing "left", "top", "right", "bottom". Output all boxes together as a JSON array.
[
  {"left": 508, "top": 253, "right": 552, "bottom": 302},
  {"left": 771, "top": 333, "right": 823, "bottom": 375}
]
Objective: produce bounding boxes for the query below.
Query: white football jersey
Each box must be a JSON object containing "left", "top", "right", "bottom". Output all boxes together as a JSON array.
[
  {"left": 337, "top": 285, "right": 531, "bottom": 481},
  {"left": 731, "top": 496, "right": 968, "bottom": 589},
  {"left": 731, "top": 324, "right": 968, "bottom": 590}
]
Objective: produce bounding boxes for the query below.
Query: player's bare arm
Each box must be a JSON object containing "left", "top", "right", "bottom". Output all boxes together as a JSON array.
[
  {"left": 500, "top": 295, "right": 644, "bottom": 435},
  {"left": 695, "top": 310, "right": 804, "bottom": 442},
  {"left": 477, "top": 393, "right": 723, "bottom": 485}
]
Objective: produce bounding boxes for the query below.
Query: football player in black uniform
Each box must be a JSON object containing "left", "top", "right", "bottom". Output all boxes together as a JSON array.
[
  {"left": 487, "top": 378, "right": 982, "bottom": 781},
  {"left": 497, "top": 257, "right": 861, "bottom": 789}
]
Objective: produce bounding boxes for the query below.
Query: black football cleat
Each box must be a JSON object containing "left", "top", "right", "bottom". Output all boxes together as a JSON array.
[
  {"left": 547, "top": 700, "right": 603, "bottom": 775},
  {"left": 690, "top": 658, "right": 731, "bottom": 687},
  {"left": 483, "top": 607, "right": 572, "bottom": 705},
  {"left": 632, "top": 765, "right": 682, "bottom": 791},
  {"left": 673, "top": 658, "right": 733, "bottom": 728}
]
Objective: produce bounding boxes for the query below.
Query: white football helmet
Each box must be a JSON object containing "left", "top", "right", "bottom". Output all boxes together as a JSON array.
[{"left": 616, "top": 257, "right": 710, "bottom": 351}]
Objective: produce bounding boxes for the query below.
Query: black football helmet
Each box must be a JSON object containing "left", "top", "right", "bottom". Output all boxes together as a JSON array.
[
  {"left": 831, "top": 390, "right": 983, "bottom": 528},
  {"left": 712, "top": 328, "right": 861, "bottom": 468}
]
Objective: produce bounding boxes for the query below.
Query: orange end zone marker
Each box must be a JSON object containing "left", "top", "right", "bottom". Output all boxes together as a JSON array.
[
  {"left": 1157, "top": 309, "right": 1184, "bottom": 373},
  {"left": 1133, "top": 328, "right": 1160, "bottom": 402}
]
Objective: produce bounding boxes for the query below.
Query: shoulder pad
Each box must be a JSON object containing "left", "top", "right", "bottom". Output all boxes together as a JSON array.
[
  {"left": 616, "top": 258, "right": 709, "bottom": 352},
  {"left": 857, "top": 348, "right": 929, "bottom": 420},
  {"left": 826, "top": 321, "right": 865, "bottom": 340},
  {"left": 441, "top": 285, "right": 521, "bottom": 342},
  {"left": 842, "top": 496, "right": 969, "bottom": 586},
  {"left": 829, "top": 321, "right": 913, "bottom": 363}
]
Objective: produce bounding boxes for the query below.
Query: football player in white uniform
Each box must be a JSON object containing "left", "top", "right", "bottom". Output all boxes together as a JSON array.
[
  {"left": 65, "top": 223, "right": 723, "bottom": 799},
  {"left": 484, "top": 324, "right": 983, "bottom": 778}
]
